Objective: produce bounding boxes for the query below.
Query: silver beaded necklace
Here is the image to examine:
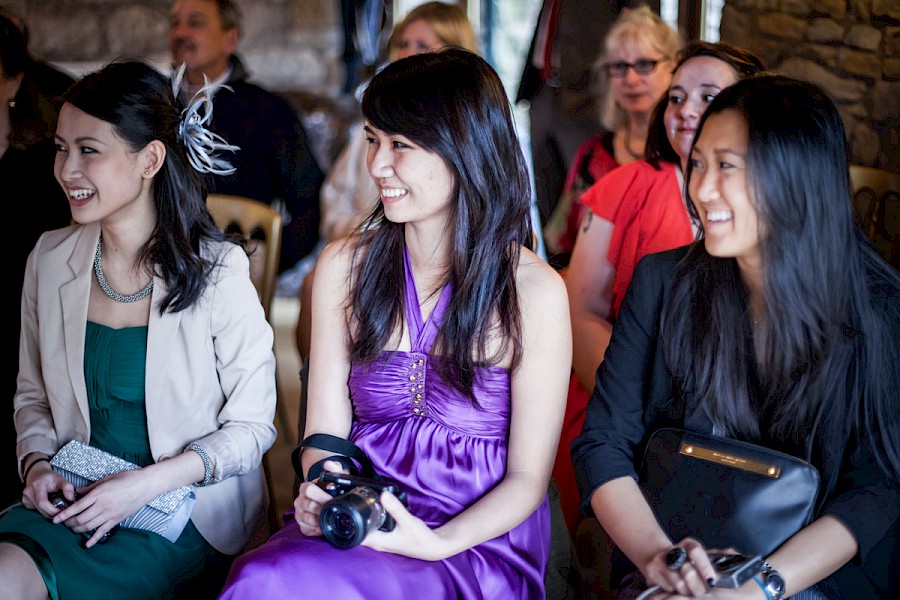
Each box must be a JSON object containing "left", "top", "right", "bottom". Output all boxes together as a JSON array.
[{"left": 93, "top": 236, "right": 153, "bottom": 303}]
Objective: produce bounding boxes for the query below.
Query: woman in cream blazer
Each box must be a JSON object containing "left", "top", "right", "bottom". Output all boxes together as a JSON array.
[
  {"left": 15, "top": 221, "right": 277, "bottom": 554},
  {"left": 0, "top": 60, "right": 276, "bottom": 600}
]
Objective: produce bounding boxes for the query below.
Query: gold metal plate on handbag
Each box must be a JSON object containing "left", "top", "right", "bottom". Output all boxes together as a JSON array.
[{"left": 679, "top": 442, "right": 781, "bottom": 478}]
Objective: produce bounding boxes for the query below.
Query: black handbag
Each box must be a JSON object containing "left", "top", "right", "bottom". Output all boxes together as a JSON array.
[{"left": 639, "top": 428, "right": 820, "bottom": 558}]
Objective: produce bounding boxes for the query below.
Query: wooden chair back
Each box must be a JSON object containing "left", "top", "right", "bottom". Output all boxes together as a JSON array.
[
  {"left": 206, "top": 193, "right": 283, "bottom": 538},
  {"left": 849, "top": 165, "right": 900, "bottom": 269},
  {"left": 206, "top": 193, "right": 283, "bottom": 319}
]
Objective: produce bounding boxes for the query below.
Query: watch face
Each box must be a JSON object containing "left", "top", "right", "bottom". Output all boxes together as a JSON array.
[{"left": 766, "top": 571, "right": 786, "bottom": 594}]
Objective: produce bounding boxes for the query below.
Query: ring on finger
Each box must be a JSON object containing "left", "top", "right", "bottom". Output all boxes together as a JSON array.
[{"left": 666, "top": 546, "right": 688, "bottom": 571}]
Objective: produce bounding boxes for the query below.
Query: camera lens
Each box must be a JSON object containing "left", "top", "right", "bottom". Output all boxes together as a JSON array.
[{"left": 319, "top": 487, "right": 386, "bottom": 549}]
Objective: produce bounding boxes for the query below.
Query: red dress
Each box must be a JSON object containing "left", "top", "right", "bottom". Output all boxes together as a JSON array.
[
  {"left": 554, "top": 160, "right": 693, "bottom": 534},
  {"left": 544, "top": 132, "right": 619, "bottom": 264}
]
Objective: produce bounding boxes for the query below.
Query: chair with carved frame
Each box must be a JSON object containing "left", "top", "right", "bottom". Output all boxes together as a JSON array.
[
  {"left": 206, "top": 193, "right": 284, "bottom": 538},
  {"left": 849, "top": 165, "right": 900, "bottom": 269}
]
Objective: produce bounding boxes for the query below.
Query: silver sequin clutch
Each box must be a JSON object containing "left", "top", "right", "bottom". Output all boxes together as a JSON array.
[{"left": 49, "top": 440, "right": 196, "bottom": 542}]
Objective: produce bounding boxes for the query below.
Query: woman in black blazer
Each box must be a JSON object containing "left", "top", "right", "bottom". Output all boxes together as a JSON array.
[{"left": 572, "top": 74, "right": 899, "bottom": 600}]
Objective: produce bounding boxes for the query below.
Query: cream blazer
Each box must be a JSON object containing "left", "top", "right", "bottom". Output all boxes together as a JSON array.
[{"left": 14, "top": 222, "right": 277, "bottom": 554}]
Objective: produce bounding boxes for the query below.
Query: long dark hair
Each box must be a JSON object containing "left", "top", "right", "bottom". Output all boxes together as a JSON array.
[
  {"left": 664, "top": 74, "right": 900, "bottom": 484},
  {"left": 352, "top": 48, "right": 533, "bottom": 400},
  {"left": 63, "top": 60, "right": 236, "bottom": 313},
  {"left": 645, "top": 40, "right": 765, "bottom": 169}
]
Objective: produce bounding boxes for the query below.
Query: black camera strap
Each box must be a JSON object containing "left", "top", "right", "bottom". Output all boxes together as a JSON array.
[{"left": 292, "top": 433, "right": 381, "bottom": 482}]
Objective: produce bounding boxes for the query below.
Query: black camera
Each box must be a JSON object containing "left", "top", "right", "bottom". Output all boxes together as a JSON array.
[
  {"left": 707, "top": 552, "right": 764, "bottom": 589},
  {"left": 317, "top": 471, "right": 408, "bottom": 549}
]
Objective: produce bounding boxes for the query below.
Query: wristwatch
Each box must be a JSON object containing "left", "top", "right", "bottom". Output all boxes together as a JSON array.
[{"left": 760, "top": 561, "right": 786, "bottom": 600}]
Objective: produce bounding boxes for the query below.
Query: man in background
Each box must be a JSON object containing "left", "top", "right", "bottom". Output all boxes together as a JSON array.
[{"left": 169, "top": 0, "right": 324, "bottom": 274}]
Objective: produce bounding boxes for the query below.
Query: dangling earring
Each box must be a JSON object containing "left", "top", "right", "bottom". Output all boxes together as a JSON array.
[{"left": 7, "top": 99, "right": 15, "bottom": 109}]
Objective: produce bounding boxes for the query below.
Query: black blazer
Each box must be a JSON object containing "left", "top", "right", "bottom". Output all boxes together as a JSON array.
[{"left": 571, "top": 245, "right": 900, "bottom": 599}]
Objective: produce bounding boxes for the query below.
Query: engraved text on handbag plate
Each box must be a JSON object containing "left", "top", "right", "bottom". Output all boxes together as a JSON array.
[{"left": 679, "top": 443, "right": 781, "bottom": 478}]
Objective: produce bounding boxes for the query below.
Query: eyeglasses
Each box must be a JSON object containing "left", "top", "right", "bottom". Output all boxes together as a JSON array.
[{"left": 603, "top": 57, "right": 670, "bottom": 78}]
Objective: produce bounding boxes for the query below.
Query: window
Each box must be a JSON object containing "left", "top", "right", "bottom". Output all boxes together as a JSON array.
[{"left": 394, "top": 1, "right": 723, "bottom": 98}]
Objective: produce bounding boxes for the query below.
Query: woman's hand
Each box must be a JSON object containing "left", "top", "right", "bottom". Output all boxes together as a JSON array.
[
  {"left": 293, "top": 460, "right": 347, "bottom": 536},
  {"left": 51, "top": 469, "right": 157, "bottom": 548},
  {"left": 641, "top": 538, "right": 720, "bottom": 597},
  {"left": 639, "top": 587, "right": 758, "bottom": 600},
  {"left": 361, "top": 492, "right": 452, "bottom": 561},
  {"left": 21, "top": 461, "right": 76, "bottom": 518}
]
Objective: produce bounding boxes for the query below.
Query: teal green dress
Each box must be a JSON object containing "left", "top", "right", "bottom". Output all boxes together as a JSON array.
[{"left": 0, "top": 322, "right": 221, "bottom": 600}]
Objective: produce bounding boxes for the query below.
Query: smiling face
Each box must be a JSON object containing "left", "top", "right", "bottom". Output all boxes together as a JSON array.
[
  {"left": 54, "top": 103, "right": 156, "bottom": 225},
  {"left": 364, "top": 123, "right": 455, "bottom": 229},
  {"left": 608, "top": 41, "right": 673, "bottom": 122},
  {"left": 664, "top": 56, "right": 740, "bottom": 165},
  {"left": 689, "top": 109, "right": 761, "bottom": 274},
  {"left": 393, "top": 19, "right": 444, "bottom": 60},
  {"left": 169, "top": 0, "right": 238, "bottom": 83}
]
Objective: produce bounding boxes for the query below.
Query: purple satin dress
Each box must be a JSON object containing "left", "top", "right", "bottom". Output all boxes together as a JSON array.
[{"left": 219, "top": 249, "right": 550, "bottom": 599}]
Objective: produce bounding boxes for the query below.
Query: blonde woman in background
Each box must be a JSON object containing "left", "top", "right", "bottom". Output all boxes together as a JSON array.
[
  {"left": 544, "top": 5, "right": 680, "bottom": 268},
  {"left": 546, "top": 4, "right": 680, "bottom": 537}
]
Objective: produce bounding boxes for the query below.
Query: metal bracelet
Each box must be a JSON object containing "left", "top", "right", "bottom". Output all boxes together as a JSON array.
[{"left": 186, "top": 442, "right": 213, "bottom": 487}]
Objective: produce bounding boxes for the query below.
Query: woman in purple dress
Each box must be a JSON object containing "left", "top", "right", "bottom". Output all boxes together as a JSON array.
[{"left": 219, "top": 48, "right": 572, "bottom": 599}]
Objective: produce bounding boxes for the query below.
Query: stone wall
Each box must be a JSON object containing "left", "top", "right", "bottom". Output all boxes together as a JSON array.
[
  {"left": 721, "top": 0, "right": 900, "bottom": 172},
  {"left": 4, "top": 0, "right": 897, "bottom": 171},
  {"left": 1, "top": 0, "right": 345, "bottom": 97}
]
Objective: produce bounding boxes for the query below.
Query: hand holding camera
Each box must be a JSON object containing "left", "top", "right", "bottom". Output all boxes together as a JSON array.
[
  {"left": 316, "top": 471, "right": 409, "bottom": 549},
  {"left": 667, "top": 547, "right": 763, "bottom": 588},
  {"left": 638, "top": 549, "right": 765, "bottom": 600},
  {"left": 706, "top": 552, "right": 763, "bottom": 589}
]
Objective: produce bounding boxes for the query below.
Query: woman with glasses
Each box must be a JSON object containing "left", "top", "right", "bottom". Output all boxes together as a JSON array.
[
  {"left": 561, "top": 39, "right": 764, "bottom": 537},
  {"left": 544, "top": 6, "right": 679, "bottom": 269},
  {"left": 543, "top": 6, "right": 680, "bottom": 537}
]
